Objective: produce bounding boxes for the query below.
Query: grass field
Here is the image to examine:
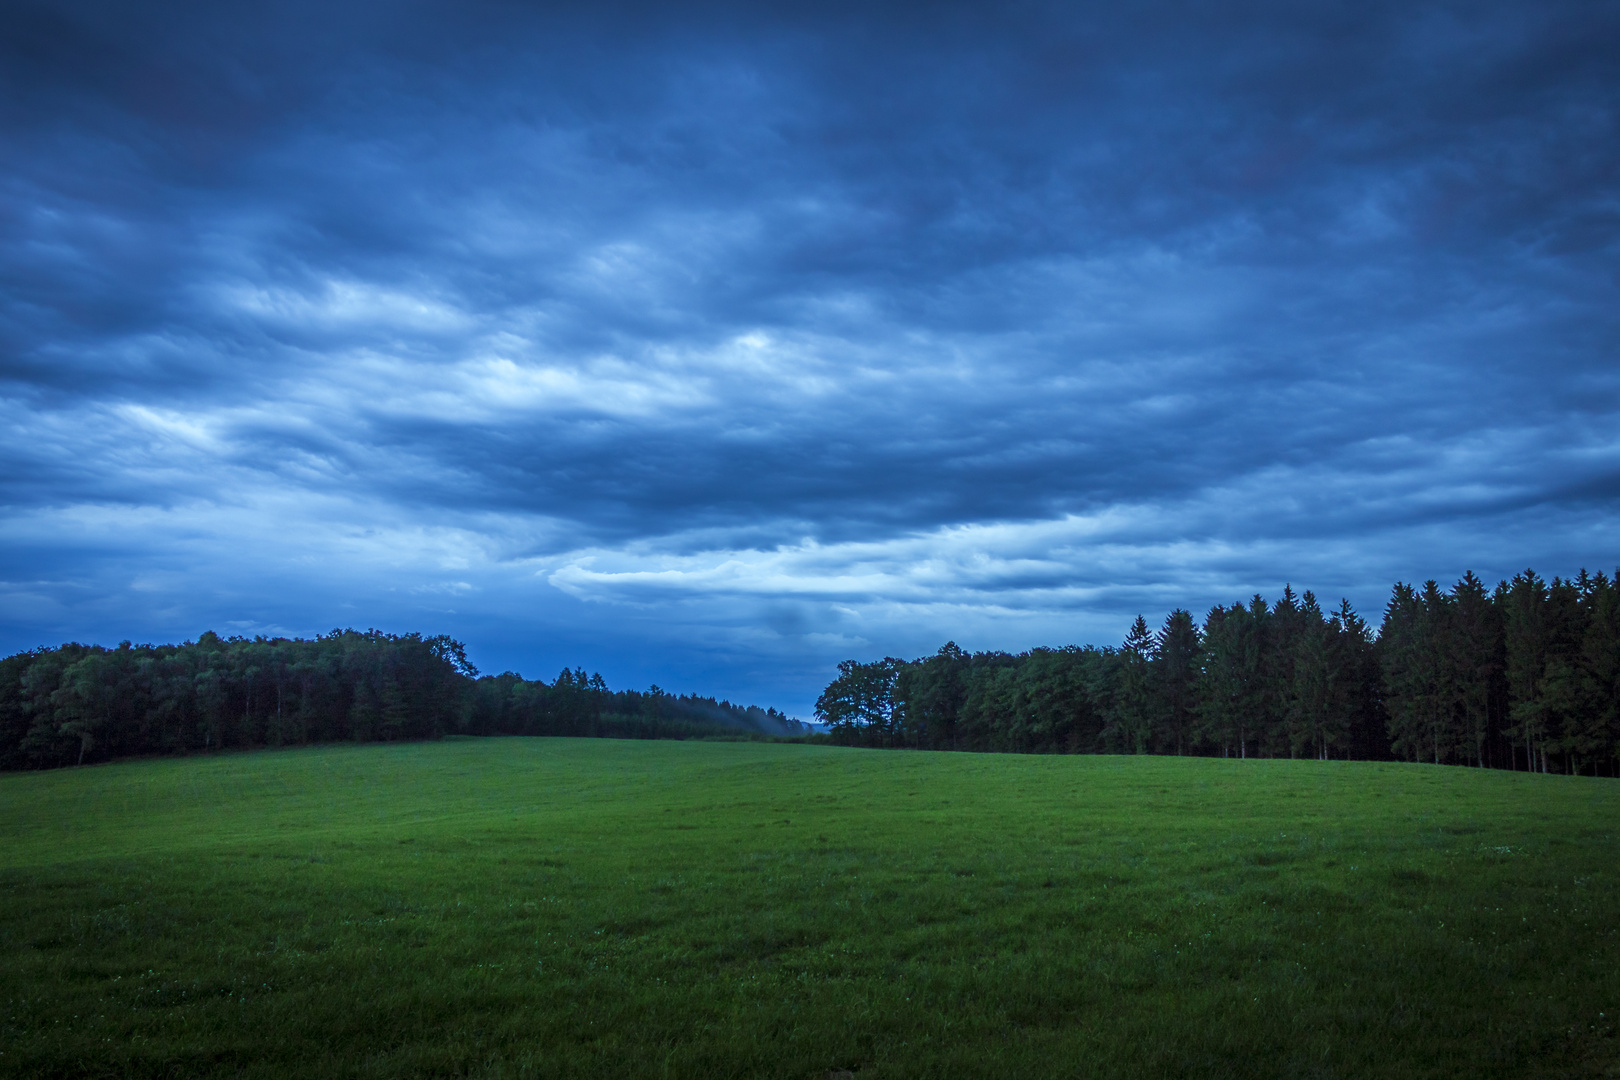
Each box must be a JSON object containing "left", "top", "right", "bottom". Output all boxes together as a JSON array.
[{"left": 1, "top": 739, "right": 1617, "bottom": 1079}]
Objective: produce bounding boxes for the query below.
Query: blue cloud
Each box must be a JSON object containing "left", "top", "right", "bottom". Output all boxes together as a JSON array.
[{"left": 1, "top": 0, "right": 1617, "bottom": 716}]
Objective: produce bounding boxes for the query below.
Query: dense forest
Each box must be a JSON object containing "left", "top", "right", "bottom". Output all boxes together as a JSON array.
[
  {"left": 7, "top": 567, "right": 1616, "bottom": 775},
  {"left": 0, "top": 629, "right": 806, "bottom": 771},
  {"left": 816, "top": 570, "right": 1620, "bottom": 777}
]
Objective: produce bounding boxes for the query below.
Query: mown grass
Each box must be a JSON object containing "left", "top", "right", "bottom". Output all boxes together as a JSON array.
[{"left": 0, "top": 739, "right": 1616, "bottom": 1078}]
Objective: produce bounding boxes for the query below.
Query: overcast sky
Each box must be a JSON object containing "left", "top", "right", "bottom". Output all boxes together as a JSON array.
[{"left": 2, "top": 0, "right": 1617, "bottom": 716}]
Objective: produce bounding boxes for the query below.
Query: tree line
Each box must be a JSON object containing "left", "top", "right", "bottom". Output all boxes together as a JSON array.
[
  {"left": 0, "top": 629, "right": 806, "bottom": 770},
  {"left": 815, "top": 569, "right": 1620, "bottom": 776}
]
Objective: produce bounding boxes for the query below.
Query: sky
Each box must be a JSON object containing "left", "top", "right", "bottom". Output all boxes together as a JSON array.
[{"left": 2, "top": 0, "right": 1617, "bottom": 717}]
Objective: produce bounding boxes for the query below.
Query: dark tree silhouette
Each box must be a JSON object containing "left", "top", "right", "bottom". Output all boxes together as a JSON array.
[{"left": 819, "top": 569, "right": 1620, "bottom": 776}]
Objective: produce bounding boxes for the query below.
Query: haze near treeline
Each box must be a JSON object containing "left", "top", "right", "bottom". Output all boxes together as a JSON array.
[{"left": 2, "top": 0, "right": 1616, "bottom": 715}]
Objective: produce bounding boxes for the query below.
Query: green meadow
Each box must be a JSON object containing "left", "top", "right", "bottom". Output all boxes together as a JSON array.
[{"left": 1, "top": 740, "right": 1616, "bottom": 1078}]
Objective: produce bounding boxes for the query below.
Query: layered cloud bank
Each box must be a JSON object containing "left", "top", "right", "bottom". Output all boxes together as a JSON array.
[{"left": 2, "top": 1, "right": 1617, "bottom": 713}]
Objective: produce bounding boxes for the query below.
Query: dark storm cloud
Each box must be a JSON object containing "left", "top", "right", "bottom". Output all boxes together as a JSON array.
[{"left": 1, "top": 0, "right": 1617, "bottom": 712}]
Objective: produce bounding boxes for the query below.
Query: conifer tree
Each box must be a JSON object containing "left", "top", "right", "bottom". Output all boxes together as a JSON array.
[
  {"left": 1151, "top": 610, "right": 1201, "bottom": 755},
  {"left": 1538, "top": 575, "right": 1591, "bottom": 773},
  {"left": 1503, "top": 569, "right": 1552, "bottom": 771},
  {"left": 1196, "top": 600, "right": 1267, "bottom": 757},
  {"left": 1111, "top": 616, "right": 1155, "bottom": 754},
  {"left": 1289, "top": 591, "right": 1343, "bottom": 760},
  {"left": 1572, "top": 572, "right": 1620, "bottom": 775},
  {"left": 1380, "top": 583, "right": 1426, "bottom": 762},
  {"left": 1450, "top": 571, "right": 1503, "bottom": 767},
  {"left": 1263, "top": 588, "right": 1301, "bottom": 755},
  {"left": 1334, "top": 598, "right": 1387, "bottom": 760}
]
